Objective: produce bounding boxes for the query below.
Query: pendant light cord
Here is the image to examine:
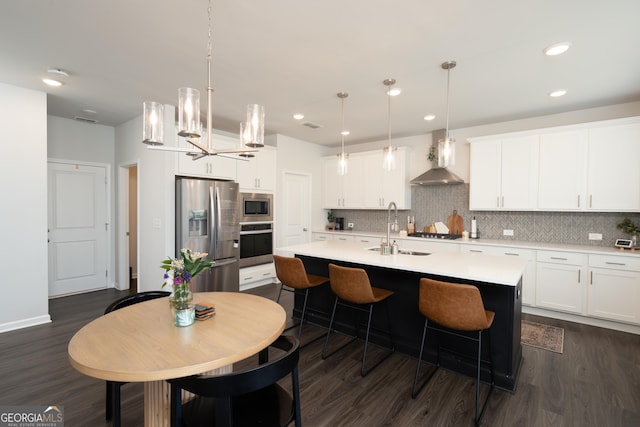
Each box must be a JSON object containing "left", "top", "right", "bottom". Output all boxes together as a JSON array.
[
  {"left": 387, "top": 82, "right": 392, "bottom": 145},
  {"left": 445, "top": 67, "right": 450, "bottom": 140}
]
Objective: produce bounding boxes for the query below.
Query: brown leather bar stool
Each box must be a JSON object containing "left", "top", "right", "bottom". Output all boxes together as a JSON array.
[
  {"left": 273, "top": 255, "right": 329, "bottom": 343},
  {"left": 412, "top": 278, "right": 495, "bottom": 427},
  {"left": 322, "top": 263, "right": 395, "bottom": 377}
]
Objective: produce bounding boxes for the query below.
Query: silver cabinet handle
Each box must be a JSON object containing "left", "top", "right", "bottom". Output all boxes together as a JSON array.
[
  {"left": 605, "top": 261, "right": 626, "bottom": 266},
  {"left": 578, "top": 270, "right": 581, "bottom": 283},
  {"left": 577, "top": 194, "right": 580, "bottom": 208},
  {"left": 505, "top": 252, "right": 519, "bottom": 256},
  {"left": 470, "top": 249, "right": 483, "bottom": 253},
  {"left": 550, "top": 257, "right": 568, "bottom": 261}
]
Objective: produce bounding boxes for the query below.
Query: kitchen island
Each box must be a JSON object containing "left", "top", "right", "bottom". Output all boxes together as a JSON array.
[{"left": 275, "top": 240, "right": 527, "bottom": 392}]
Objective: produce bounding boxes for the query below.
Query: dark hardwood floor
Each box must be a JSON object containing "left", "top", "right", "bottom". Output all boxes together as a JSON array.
[{"left": 1, "top": 285, "right": 639, "bottom": 426}]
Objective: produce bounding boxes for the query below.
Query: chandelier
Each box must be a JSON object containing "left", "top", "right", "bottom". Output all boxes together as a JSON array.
[{"left": 142, "top": 0, "right": 263, "bottom": 160}]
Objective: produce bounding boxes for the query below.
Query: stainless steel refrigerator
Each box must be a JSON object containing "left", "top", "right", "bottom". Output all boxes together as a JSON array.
[{"left": 175, "top": 178, "right": 240, "bottom": 292}]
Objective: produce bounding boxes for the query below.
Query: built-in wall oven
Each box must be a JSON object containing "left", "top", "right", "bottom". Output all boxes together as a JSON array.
[{"left": 239, "top": 192, "right": 274, "bottom": 268}]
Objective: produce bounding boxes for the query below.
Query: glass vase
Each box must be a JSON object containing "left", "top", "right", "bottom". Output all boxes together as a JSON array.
[{"left": 170, "top": 285, "right": 195, "bottom": 327}]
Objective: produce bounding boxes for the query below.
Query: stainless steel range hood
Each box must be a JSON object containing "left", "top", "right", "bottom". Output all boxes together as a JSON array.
[
  {"left": 410, "top": 129, "right": 464, "bottom": 185},
  {"left": 410, "top": 167, "right": 464, "bottom": 185}
]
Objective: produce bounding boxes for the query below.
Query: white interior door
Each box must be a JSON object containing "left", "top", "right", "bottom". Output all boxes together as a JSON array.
[
  {"left": 282, "top": 172, "right": 311, "bottom": 246},
  {"left": 48, "top": 162, "right": 108, "bottom": 297}
]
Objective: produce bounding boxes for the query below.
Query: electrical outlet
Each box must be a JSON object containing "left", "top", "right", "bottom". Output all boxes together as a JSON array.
[
  {"left": 589, "top": 233, "right": 603, "bottom": 241},
  {"left": 503, "top": 229, "right": 514, "bottom": 236},
  {"left": 347, "top": 222, "right": 354, "bottom": 229}
]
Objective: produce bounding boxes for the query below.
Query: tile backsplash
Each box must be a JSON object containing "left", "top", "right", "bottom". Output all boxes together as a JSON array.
[{"left": 329, "top": 184, "right": 640, "bottom": 247}]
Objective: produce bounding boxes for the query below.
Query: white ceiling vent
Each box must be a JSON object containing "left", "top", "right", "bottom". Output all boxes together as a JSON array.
[
  {"left": 302, "top": 121, "right": 322, "bottom": 129},
  {"left": 74, "top": 116, "right": 98, "bottom": 124}
]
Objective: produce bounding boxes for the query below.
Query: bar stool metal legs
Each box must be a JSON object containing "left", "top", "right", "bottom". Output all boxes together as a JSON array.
[{"left": 322, "top": 296, "right": 394, "bottom": 377}]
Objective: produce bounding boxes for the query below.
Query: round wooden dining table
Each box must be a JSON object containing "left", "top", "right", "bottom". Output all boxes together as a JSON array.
[{"left": 68, "top": 292, "right": 286, "bottom": 427}]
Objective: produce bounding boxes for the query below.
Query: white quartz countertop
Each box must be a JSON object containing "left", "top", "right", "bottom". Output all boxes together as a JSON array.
[
  {"left": 276, "top": 240, "right": 527, "bottom": 287},
  {"left": 313, "top": 229, "right": 640, "bottom": 258}
]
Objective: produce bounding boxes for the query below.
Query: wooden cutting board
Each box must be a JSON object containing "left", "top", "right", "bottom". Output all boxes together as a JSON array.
[{"left": 446, "top": 210, "right": 463, "bottom": 235}]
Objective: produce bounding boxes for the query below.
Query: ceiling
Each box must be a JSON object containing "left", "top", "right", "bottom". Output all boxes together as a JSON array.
[{"left": 1, "top": 0, "right": 639, "bottom": 147}]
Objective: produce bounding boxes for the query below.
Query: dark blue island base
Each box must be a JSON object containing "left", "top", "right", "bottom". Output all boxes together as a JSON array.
[{"left": 294, "top": 255, "right": 523, "bottom": 392}]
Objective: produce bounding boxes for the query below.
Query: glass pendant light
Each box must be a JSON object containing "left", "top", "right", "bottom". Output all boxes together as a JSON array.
[
  {"left": 382, "top": 78, "right": 397, "bottom": 171},
  {"left": 438, "top": 61, "right": 456, "bottom": 167},
  {"left": 142, "top": 101, "right": 164, "bottom": 145},
  {"left": 337, "top": 92, "right": 349, "bottom": 175},
  {"left": 238, "top": 122, "right": 255, "bottom": 158},
  {"left": 245, "top": 104, "right": 265, "bottom": 148}
]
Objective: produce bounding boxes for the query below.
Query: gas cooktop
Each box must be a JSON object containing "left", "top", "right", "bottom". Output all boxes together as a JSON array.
[{"left": 407, "top": 232, "right": 462, "bottom": 240}]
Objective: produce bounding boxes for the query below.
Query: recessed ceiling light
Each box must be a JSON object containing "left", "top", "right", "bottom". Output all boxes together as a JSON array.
[
  {"left": 42, "top": 78, "right": 63, "bottom": 87},
  {"left": 42, "top": 68, "right": 69, "bottom": 87},
  {"left": 387, "top": 88, "right": 402, "bottom": 97},
  {"left": 423, "top": 114, "right": 436, "bottom": 121},
  {"left": 82, "top": 109, "right": 98, "bottom": 115},
  {"left": 549, "top": 89, "right": 567, "bottom": 97},
  {"left": 341, "top": 130, "right": 350, "bottom": 136},
  {"left": 544, "top": 42, "right": 571, "bottom": 56},
  {"left": 293, "top": 113, "right": 304, "bottom": 120}
]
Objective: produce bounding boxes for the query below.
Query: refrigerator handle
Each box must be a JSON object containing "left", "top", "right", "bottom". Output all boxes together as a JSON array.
[{"left": 209, "top": 185, "right": 217, "bottom": 257}]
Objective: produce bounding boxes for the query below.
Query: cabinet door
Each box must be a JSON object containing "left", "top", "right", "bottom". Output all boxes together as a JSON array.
[
  {"left": 237, "top": 146, "right": 276, "bottom": 192},
  {"left": 587, "top": 123, "right": 640, "bottom": 211},
  {"left": 323, "top": 157, "right": 344, "bottom": 208},
  {"left": 538, "top": 130, "right": 587, "bottom": 210},
  {"left": 341, "top": 155, "right": 364, "bottom": 208},
  {"left": 360, "top": 149, "right": 410, "bottom": 209},
  {"left": 536, "top": 262, "right": 584, "bottom": 314},
  {"left": 469, "top": 140, "right": 501, "bottom": 210},
  {"left": 588, "top": 268, "right": 640, "bottom": 324},
  {"left": 500, "top": 135, "right": 539, "bottom": 210}
]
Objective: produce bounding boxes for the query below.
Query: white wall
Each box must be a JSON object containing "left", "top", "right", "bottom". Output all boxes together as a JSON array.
[
  {"left": 47, "top": 116, "right": 117, "bottom": 286},
  {"left": 114, "top": 105, "right": 176, "bottom": 292},
  {"left": 0, "top": 83, "right": 50, "bottom": 332},
  {"left": 271, "top": 134, "right": 326, "bottom": 248}
]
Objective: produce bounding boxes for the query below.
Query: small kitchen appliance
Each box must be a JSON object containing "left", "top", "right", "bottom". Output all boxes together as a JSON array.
[{"left": 335, "top": 217, "right": 345, "bottom": 230}]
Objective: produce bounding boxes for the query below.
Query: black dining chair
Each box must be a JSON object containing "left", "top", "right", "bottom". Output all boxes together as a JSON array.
[
  {"left": 168, "top": 335, "right": 302, "bottom": 427},
  {"left": 104, "top": 290, "right": 170, "bottom": 427}
]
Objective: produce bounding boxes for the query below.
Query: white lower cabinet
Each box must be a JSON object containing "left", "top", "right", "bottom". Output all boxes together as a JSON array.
[
  {"left": 535, "top": 251, "right": 587, "bottom": 314},
  {"left": 460, "top": 245, "right": 535, "bottom": 306},
  {"left": 587, "top": 255, "right": 640, "bottom": 324},
  {"left": 312, "top": 232, "right": 332, "bottom": 241},
  {"left": 333, "top": 234, "right": 355, "bottom": 242},
  {"left": 239, "top": 263, "right": 276, "bottom": 291}
]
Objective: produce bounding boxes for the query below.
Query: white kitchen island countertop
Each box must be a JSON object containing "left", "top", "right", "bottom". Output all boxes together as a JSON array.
[{"left": 276, "top": 240, "right": 527, "bottom": 287}]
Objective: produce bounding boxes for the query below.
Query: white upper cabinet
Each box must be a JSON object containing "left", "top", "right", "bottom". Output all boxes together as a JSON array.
[
  {"left": 323, "top": 153, "right": 364, "bottom": 209},
  {"left": 469, "top": 135, "right": 539, "bottom": 210},
  {"left": 323, "top": 148, "right": 411, "bottom": 210},
  {"left": 587, "top": 122, "right": 640, "bottom": 211},
  {"left": 470, "top": 116, "right": 640, "bottom": 212},
  {"left": 362, "top": 148, "right": 411, "bottom": 209},
  {"left": 538, "top": 130, "right": 587, "bottom": 210},
  {"left": 177, "top": 134, "right": 238, "bottom": 181},
  {"left": 237, "top": 145, "right": 276, "bottom": 193}
]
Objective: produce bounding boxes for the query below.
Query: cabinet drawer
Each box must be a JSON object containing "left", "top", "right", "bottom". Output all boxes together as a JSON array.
[
  {"left": 589, "top": 254, "right": 640, "bottom": 272},
  {"left": 537, "top": 250, "right": 586, "bottom": 265},
  {"left": 355, "top": 236, "right": 381, "bottom": 244}
]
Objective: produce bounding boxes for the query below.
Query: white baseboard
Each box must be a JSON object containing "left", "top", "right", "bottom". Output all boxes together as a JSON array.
[{"left": 0, "top": 315, "right": 52, "bottom": 333}]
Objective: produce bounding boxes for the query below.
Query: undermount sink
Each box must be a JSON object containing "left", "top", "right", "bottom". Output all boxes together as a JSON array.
[
  {"left": 399, "top": 250, "right": 431, "bottom": 256},
  {"left": 367, "top": 247, "right": 431, "bottom": 256}
]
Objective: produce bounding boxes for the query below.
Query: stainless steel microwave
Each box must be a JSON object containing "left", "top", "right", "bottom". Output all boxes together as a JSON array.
[{"left": 240, "top": 192, "right": 273, "bottom": 222}]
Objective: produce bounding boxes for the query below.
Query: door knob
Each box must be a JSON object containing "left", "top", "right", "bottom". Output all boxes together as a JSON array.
[{"left": 303, "top": 228, "right": 308, "bottom": 232}]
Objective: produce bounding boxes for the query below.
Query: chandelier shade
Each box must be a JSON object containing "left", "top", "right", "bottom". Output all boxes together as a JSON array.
[{"left": 142, "top": 101, "right": 164, "bottom": 145}]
